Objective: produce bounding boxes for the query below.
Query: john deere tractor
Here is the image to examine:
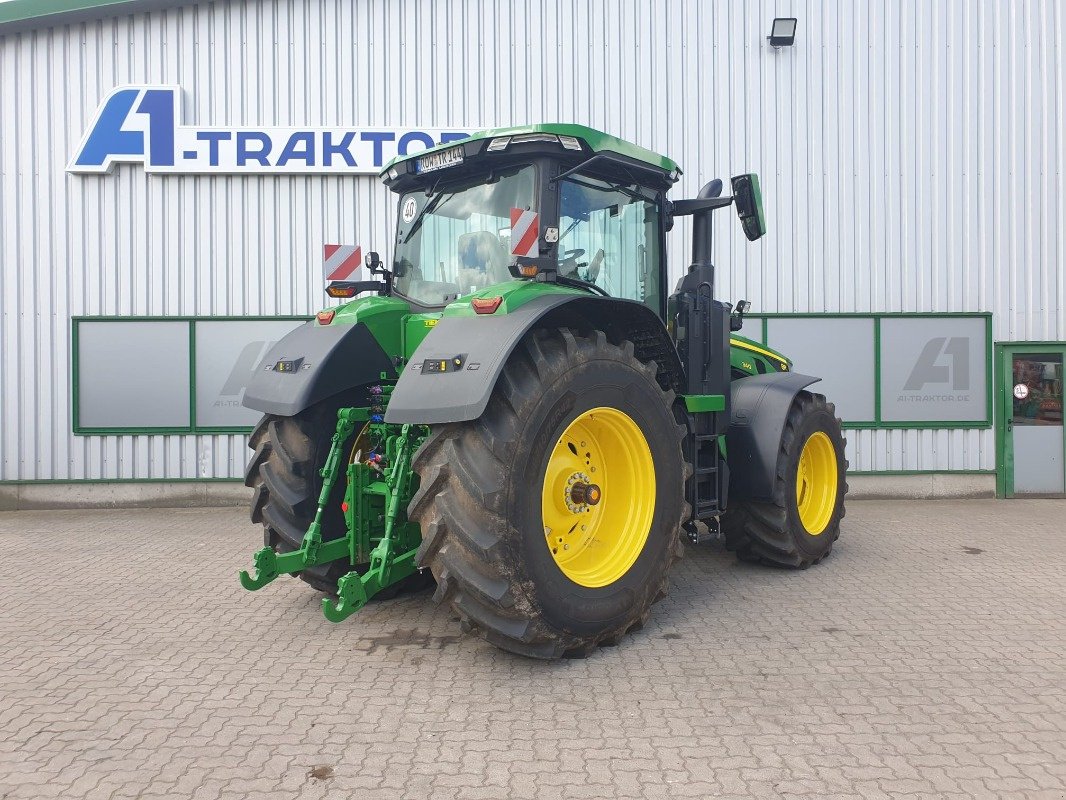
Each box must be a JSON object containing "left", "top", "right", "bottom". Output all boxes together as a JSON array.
[{"left": 238, "top": 124, "right": 847, "bottom": 658}]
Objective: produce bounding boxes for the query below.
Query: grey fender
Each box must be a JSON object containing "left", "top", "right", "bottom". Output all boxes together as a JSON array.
[
  {"left": 385, "top": 293, "right": 683, "bottom": 425},
  {"left": 242, "top": 320, "right": 396, "bottom": 417},
  {"left": 727, "top": 371, "right": 821, "bottom": 503}
]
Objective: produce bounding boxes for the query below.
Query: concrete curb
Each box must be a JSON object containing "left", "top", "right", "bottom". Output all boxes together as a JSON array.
[
  {"left": 846, "top": 473, "right": 996, "bottom": 499},
  {"left": 0, "top": 482, "right": 249, "bottom": 511},
  {"left": 0, "top": 473, "right": 997, "bottom": 511}
]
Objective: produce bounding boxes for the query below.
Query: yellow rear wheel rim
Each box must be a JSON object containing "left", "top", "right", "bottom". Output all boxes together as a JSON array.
[
  {"left": 541, "top": 407, "right": 655, "bottom": 588},
  {"left": 795, "top": 431, "right": 838, "bottom": 535}
]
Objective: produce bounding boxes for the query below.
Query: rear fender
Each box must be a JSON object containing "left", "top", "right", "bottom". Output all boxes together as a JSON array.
[
  {"left": 242, "top": 321, "right": 397, "bottom": 417},
  {"left": 385, "top": 294, "right": 682, "bottom": 425},
  {"left": 727, "top": 372, "right": 820, "bottom": 503}
]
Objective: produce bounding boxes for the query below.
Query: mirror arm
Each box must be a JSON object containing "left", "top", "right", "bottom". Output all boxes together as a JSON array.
[{"left": 669, "top": 196, "right": 735, "bottom": 216}]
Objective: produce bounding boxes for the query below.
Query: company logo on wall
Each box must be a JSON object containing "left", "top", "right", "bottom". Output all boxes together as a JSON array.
[
  {"left": 903, "top": 337, "right": 971, "bottom": 395},
  {"left": 879, "top": 317, "right": 987, "bottom": 423},
  {"left": 68, "top": 85, "right": 472, "bottom": 175}
]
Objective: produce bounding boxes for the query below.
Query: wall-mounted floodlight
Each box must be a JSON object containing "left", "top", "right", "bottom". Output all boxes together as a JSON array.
[{"left": 768, "top": 17, "right": 797, "bottom": 48}]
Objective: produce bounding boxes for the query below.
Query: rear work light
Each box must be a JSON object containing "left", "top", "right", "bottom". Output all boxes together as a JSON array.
[
  {"left": 316, "top": 310, "right": 336, "bottom": 325},
  {"left": 471, "top": 296, "right": 503, "bottom": 314}
]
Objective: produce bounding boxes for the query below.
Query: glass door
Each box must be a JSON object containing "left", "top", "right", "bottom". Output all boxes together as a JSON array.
[{"left": 1003, "top": 348, "right": 1065, "bottom": 496}]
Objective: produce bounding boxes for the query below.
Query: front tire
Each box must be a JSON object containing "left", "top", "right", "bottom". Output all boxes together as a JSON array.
[
  {"left": 409, "top": 327, "right": 686, "bottom": 659},
  {"left": 722, "top": 391, "right": 848, "bottom": 568}
]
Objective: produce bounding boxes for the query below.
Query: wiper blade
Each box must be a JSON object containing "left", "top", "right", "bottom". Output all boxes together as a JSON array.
[{"left": 401, "top": 192, "right": 450, "bottom": 245}]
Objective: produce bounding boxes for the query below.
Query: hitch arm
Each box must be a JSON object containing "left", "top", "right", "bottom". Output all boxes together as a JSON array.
[
  {"left": 238, "top": 408, "right": 365, "bottom": 591},
  {"left": 321, "top": 423, "right": 422, "bottom": 622}
]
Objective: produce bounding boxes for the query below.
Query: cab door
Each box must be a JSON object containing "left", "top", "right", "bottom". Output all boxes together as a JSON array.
[{"left": 999, "top": 344, "right": 1066, "bottom": 496}]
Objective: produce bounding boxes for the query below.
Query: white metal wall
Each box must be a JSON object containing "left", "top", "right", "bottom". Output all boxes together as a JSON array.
[{"left": 1, "top": 0, "right": 1063, "bottom": 480}]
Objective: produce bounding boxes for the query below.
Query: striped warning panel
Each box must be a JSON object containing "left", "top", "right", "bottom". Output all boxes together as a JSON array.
[
  {"left": 510, "top": 209, "right": 539, "bottom": 258},
  {"left": 324, "top": 244, "right": 362, "bottom": 281}
]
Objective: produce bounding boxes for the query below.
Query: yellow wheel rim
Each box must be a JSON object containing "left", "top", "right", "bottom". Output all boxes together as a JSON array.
[
  {"left": 795, "top": 431, "right": 838, "bottom": 535},
  {"left": 541, "top": 407, "right": 656, "bottom": 588}
]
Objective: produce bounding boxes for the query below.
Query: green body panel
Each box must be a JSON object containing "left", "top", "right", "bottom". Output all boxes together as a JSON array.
[
  {"left": 402, "top": 314, "right": 443, "bottom": 359},
  {"left": 383, "top": 123, "right": 680, "bottom": 176},
  {"left": 729, "top": 334, "right": 791, "bottom": 376},
  {"left": 329, "top": 294, "right": 409, "bottom": 362},
  {"left": 445, "top": 279, "right": 588, "bottom": 317},
  {"left": 682, "top": 394, "right": 727, "bottom": 413},
  {"left": 321, "top": 282, "right": 588, "bottom": 364}
]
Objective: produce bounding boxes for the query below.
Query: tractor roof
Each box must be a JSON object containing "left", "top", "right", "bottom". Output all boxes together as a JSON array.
[{"left": 382, "top": 123, "right": 680, "bottom": 178}]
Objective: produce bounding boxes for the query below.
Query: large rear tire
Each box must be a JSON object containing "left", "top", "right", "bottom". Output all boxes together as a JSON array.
[
  {"left": 722, "top": 391, "right": 847, "bottom": 568},
  {"left": 409, "top": 327, "right": 687, "bottom": 659}
]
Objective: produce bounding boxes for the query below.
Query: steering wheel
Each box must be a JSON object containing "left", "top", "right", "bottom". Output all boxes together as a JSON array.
[{"left": 559, "top": 248, "right": 586, "bottom": 277}]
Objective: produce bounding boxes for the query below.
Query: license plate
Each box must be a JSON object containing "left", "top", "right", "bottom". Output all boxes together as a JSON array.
[{"left": 416, "top": 146, "right": 464, "bottom": 173}]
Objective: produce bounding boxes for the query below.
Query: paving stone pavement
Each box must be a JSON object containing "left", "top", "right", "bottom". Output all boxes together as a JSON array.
[{"left": 1, "top": 500, "right": 1064, "bottom": 800}]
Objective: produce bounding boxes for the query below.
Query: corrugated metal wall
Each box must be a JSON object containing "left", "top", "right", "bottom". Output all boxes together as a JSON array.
[{"left": 1, "top": 0, "right": 1063, "bottom": 480}]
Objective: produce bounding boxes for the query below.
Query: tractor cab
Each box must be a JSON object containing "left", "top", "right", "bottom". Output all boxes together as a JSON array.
[{"left": 373, "top": 125, "right": 680, "bottom": 316}]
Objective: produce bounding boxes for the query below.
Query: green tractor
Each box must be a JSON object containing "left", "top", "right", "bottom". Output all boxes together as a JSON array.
[{"left": 238, "top": 124, "right": 847, "bottom": 659}]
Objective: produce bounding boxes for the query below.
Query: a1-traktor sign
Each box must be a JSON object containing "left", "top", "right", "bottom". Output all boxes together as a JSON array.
[
  {"left": 68, "top": 85, "right": 472, "bottom": 175},
  {"left": 879, "top": 316, "right": 988, "bottom": 423}
]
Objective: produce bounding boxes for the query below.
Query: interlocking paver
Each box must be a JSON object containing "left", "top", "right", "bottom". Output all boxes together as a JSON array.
[{"left": 0, "top": 499, "right": 1064, "bottom": 799}]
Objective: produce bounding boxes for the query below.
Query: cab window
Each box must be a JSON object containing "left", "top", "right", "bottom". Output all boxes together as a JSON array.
[
  {"left": 558, "top": 174, "right": 662, "bottom": 312},
  {"left": 393, "top": 165, "right": 536, "bottom": 307}
]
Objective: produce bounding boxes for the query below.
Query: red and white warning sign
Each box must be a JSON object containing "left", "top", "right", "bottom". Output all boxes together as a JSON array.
[
  {"left": 510, "top": 208, "right": 540, "bottom": 258},
  {"left": 324, "top": 244, "right": 362, "bottom": 282}
]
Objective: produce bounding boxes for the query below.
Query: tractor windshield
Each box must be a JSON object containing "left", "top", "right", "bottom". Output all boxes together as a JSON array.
[{"left": 392, "top": 165, "right": 536, "bottom": 307}]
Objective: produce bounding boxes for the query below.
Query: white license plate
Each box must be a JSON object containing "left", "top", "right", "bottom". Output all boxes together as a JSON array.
[{"left": 416, "top": 146, "right": 464, "bottom": 173}]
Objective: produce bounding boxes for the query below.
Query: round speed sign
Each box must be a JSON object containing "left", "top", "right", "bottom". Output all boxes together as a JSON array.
[{"left": 1013, "top": 383, "right": 1030, "bottom": 400}]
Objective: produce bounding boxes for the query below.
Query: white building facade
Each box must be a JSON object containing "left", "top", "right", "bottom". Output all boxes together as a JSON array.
[{"left": 0, "top": 0, "right": 1063, "bottom": 501}]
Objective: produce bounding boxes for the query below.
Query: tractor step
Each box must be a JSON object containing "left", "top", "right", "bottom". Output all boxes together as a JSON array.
[
  {"left": 685, "top": 516, "right": 721, "bottom": 545},
  {"left": 690, "top": 431, "right": 724, "bottom": 520}
]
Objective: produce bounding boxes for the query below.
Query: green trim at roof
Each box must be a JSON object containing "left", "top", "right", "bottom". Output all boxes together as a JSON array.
[
  {"left": 0, "top": 0, "right": 193, "bottom": 33},
  {"left": 382, "top": 123, "right": 681, "bottom": 176}
]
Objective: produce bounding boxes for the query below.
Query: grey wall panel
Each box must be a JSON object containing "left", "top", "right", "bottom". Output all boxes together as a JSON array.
[
  {"left": 77, "top": 320, "right": 191, "bottom": 429},
  {"left": 1, "top": 0, "right": 1060, "bottom": 479},
  {"left": 765, "top": 317, "right": 876, "bottom": 423}
]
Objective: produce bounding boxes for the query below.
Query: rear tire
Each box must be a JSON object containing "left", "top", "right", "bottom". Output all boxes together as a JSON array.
[
  {"left": 722, "top": 391, "right": 848, "bottom": 568},
  {"left": 409, "top": 327, "right": 687, "bottom": 659}
]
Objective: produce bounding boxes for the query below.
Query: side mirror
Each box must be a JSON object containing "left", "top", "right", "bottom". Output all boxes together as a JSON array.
[{"left": 730, "top": 174, "right": 766, "bottom": 241}]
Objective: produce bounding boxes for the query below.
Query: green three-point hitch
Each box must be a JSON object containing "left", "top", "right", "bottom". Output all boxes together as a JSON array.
[{"left": 239, "top": 386, "right": 427, "bottom": 623}]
